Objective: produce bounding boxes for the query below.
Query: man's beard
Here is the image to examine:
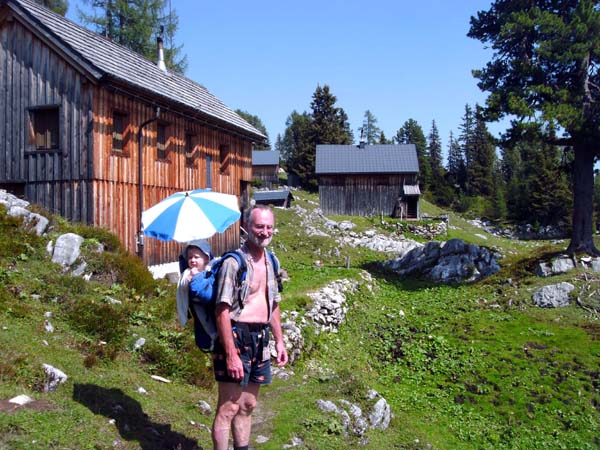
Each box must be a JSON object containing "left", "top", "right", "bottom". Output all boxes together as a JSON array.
[{"left": 248, "top": 233, "right": 272, "bottom": 248}]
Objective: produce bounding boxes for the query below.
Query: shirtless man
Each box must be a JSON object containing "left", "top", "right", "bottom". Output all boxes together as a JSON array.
[{"left": 211, "top": 205, "right": 288, "bottom": 450}]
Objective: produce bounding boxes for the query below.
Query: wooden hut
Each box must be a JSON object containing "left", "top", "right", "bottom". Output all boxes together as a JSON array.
[
  {"left": 0, "top": 0, "right": 266, "bottom": 265},
  {"left": 252, "top": 150, "right": 280, "bottom": 188},
  {"left": 315, "top": 144, "right": 420, "bottom": 219}
]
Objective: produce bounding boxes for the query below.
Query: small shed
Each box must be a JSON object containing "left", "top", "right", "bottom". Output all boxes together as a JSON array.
[
  {"left": 315, "top": 144, "right": 420, "bottom": 219},
  {"left": 252, "top": 150, "right": 280, "bottom": 188},
  {"left": 253, "top": 189, "right": 294, "bottom": 208}
]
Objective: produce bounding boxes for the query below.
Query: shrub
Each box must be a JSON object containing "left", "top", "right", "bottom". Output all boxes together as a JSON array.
[
  {"left": 63, "top": 298, "right": 131, "bottom": 360},
  {"left": 87, "top": 251, "right": 156, "bottom": 297}
]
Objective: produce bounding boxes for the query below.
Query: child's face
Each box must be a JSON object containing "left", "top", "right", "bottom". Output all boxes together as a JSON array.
[{"left": 187, "top": 247, "right": 208, "bottom": 270}]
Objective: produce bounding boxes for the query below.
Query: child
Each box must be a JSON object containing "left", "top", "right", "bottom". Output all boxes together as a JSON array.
[
  {"left": 176, "top": 239, "right": 219, "bottom": 351},
  {"left": 176, "top": 239, "right": 212, "bottom": 327}
]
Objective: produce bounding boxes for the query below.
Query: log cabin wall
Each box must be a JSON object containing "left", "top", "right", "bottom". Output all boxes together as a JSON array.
[
  {"left": 91, "top": 87, "right": 253, "bottom": 265},
  {"left": 0, "top": 12, "right": 94, "bottom": 222},
  {"left": 318, "top": 173, "right": 418, "bottom": 217}
]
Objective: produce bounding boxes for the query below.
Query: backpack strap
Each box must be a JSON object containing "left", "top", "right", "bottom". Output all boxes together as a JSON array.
[{"left": 266, "top": 250, "right": 283, "bottom": 293}]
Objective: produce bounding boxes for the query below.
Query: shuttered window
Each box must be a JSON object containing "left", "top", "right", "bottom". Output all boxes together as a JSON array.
[
  {"left": 30, "top": 107, "right": 59, "bottom": 151},
  {"left": 112, "top": 112, "right": 128, "bottom": 153},
  {"left": 219, "top": 144, "right": 230, "bottom": 174},
  {"left": 157, "top": 123, "right": 167, "bottom": 159},
  {"left": 206, "top": 155, "right": 212, "bottom": 188},
  {"left": 185, "top": 134, "right": 195, "bottom": 167}
]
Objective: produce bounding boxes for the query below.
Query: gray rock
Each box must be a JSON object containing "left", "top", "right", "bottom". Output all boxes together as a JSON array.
[
  {"left": 368, "top": 397, "right": 391, "bottom": 430},
  {"left": 42, "top": 363, "right": 68, "bottom": 392},
  {"left": 317, "top": 399, "right": 339, "bottom": 414},
  {"left": 197, "top": 400, "right": 212, "bottom": 415},
  {"left": 532, "top": 282, "right": 575, "bottom": 308},
  {"left": 51, "top": 233, "right": 84, "bottom": 267},
  {"left": 536, "top": 257, "right": 575, "bottom": 277}
]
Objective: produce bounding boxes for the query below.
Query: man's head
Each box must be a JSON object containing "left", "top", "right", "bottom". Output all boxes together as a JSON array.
[
  {"left": 245, "top": 205, "right": 274, "bottom": 250},
  {"left": 185, "top": 239, "right": 211, "bottom": 270}
]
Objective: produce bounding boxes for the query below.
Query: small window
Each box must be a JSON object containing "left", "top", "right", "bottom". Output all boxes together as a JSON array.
[
  {"left": 157, "top": 123, "right": 167, "bottom": 160},
  {"left": 206, "top": 155, "right": 212, "bottom": 188},
  {"left": 185, "top": 134, "right": 195, "bottom": 166},
  {"left": 219, "top": 144, "right": 230, "bottom": 174},
  {"left": 30, "top": 107, "right": 59, "bottom": 151},
  {"left": 112, "top": 112, "right": 128, "bottom": 153}
]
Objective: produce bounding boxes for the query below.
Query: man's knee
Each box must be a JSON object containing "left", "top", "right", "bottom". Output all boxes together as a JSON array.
[
  {"left": 238, "top": 397, "right": 257, "bottom": 415},
  {"left": 216, "top": 401, "right": 241, "bottom": 421}
]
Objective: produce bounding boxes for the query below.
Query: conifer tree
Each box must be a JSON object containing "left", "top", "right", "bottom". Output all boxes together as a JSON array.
[
  {"left": 35, "top": 0, "right": 68, "bottom": 15},
  {"left": 467, "top": 112, "right": 496, "bottom": 197},
  {"left": 378, "top": 131, "right": 391, "bottom": 144},
  {"left": 447, "top": 131, "right": 466, "bottom": 191},
  {"left": 469, "top": 0, "right": 600, "bottom": 254},
  {"left": 310, "top": 85, "right": 353, "bottom": 146},
  {"left": 280, "top": 111, "right": 313, "bottom": 187},
  {"left": 458, "top": 104, "right": 476, "bottom": 178},
  {"left": 359, "top": 110, "right": 381, "bottom": 144},
  {"left": 235, "top": 109, "right": 270, "bottom": 149},
  {"left": 79, "top": 0, "right": 187, "bottom": 73},
  {"left": 395, "top": 119, "right": 429, "bottom": 191},
  {"left": 427, "top": 120, "right": 444, "bottom": 183}
]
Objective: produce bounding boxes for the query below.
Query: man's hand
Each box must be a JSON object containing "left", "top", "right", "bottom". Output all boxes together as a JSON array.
[
  {"left": 226, "top": 351, "right": 244, "bottom": 380},
  {"left": 275, "top": 341, "right": 288, "bottom": 366}
]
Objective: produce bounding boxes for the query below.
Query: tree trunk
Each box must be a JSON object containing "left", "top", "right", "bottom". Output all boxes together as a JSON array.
[{"left": 566, "top": 142, "right": 600, "bottom": 255}]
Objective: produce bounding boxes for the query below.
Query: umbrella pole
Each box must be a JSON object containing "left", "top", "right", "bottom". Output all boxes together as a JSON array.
[{"left": 137, "top": 108, "right": 160, "bottom": 259}]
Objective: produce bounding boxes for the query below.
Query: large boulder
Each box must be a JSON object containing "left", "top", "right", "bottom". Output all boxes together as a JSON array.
[
  {"left": 382, "top": 238, "right": 500, "bottom": 283},
  {"left": 532, "top": 282, "right": 575, "bottom": 308}
]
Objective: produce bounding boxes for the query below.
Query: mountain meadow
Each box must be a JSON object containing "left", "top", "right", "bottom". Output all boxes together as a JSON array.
[{"left": 1, "top": 190, "right": 600, "bottom": 450}]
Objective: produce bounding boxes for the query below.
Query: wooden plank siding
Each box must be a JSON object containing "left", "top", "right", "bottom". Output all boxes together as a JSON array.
[
  {"left": 318, "top": 174, "right": 418, "bottom": 217},
  {"left": 1, "top": 5, "right": 256, "bottom": 266},
  {"left": 0, "top": 15, "right": 93, "bottom": 222},
  {"left": 253, "top": 165, "right": 279, "bottom": 187},
  {"left": 91, "top": 87, "right": 253, "bottom": 264}
]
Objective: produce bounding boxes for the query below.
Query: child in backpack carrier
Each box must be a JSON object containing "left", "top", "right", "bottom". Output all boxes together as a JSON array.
[{"left": 176, "top": 239, "right": 218, "bottom": 350}]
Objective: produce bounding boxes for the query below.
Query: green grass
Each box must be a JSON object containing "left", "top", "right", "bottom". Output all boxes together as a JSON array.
[{"left": 1, "top": 193, "right": 600, "bottom": 449}]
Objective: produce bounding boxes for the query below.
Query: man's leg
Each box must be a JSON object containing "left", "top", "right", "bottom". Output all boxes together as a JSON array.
[
  {"left": 212, "top": 382, "right": 242, "bottom": 450},
  {"left": 231, "top": 383, "right": 260, "bottom": 449}
]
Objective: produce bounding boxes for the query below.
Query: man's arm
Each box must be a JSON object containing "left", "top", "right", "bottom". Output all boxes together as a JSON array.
[
  {"left": 269, "top": 304, "right": 288, "bottom": 366},
  {"left": 215, "top": 303, "right": 244, "bottom": 380}
]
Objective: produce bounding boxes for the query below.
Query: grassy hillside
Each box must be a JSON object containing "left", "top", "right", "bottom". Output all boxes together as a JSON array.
[{"left": 1, "top": 192, "right": 599, "bottom": 449}]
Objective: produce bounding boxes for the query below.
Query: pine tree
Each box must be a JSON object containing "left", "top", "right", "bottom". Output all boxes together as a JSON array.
[
  {"left": 458, "top": 104, "right": 476, "bottom": 188},
  {"left": 79, "top": 0, "right": 187, "bottom": 73},
  {"left": 359, "top": 110, "right": 381, "bottom": 144},
  {"left": 428, "top": 120, "right": 444, "bottom": 182},
  {"left": 467, "top": 111, "right": 496, "bottom": 197},
  {"left": 281, "top": 111, "right": 313, "bottom": 188},
  {"left": 469, "top": 0, "right": 600, "bottom": 254},
  {"left": 310, "top": 85, "right": 353, "bottom": 146},
  {"left": 447, "top": 130, "right": 466, "bottom": 191},
  {"left": 235, "top": 109, "right": 270, "bottom": 149},
  {"left": 395, "top": 119, "right": 429, "bottom": 191},
  {"left": 378, "top": 131, "right": 390, "bottom": 144},
  {"left": 35, "top": 0, "right": 68, "bottom": 15}
]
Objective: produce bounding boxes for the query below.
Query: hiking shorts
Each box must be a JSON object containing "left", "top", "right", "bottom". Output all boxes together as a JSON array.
[{"left": 213, "top": 322, "right": 272, "bottom": 387}]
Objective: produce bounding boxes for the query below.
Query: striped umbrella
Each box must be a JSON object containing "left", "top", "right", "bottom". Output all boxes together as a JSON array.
[{"left": 142, "top": 189, "right": 240, "bottom": 242}]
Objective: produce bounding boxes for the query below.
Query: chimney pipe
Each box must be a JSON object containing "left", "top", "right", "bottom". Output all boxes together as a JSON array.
[{"left": 157, "top": 26, "right": 167, "bottom": 72}]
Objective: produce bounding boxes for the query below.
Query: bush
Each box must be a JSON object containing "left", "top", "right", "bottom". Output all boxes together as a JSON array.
[
  {"left": 87, "top": 251, "right": 156, "bottom": 297},
  {"left": 63, "top": 298, "right": 131, "bottom": 360}
]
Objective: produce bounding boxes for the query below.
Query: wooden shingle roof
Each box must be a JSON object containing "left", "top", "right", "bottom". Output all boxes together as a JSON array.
[
  {"left": 6, "top": 0, "right": 265, "bottom": 141},
  {"left": 315, "top": 144, "right": 419, "bottom": 174}
]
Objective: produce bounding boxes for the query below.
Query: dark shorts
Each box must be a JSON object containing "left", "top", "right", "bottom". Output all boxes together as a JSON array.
[{"left": 213, "top": 322, "right": 272, "bottom": 387}]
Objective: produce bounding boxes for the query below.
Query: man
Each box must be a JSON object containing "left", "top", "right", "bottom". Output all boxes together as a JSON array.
[{"left": 211, "top": 205, "right": 288, "bottom": 450}]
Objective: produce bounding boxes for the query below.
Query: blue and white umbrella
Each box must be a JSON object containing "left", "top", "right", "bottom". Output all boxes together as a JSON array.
[{"left": 142, "top": 189, "right": 241, "bottom": 242}]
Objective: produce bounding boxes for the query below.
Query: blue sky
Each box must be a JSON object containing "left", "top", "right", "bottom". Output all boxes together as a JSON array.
[{"left": 69, "top": 1, "right": 501, "bottom": 154}]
